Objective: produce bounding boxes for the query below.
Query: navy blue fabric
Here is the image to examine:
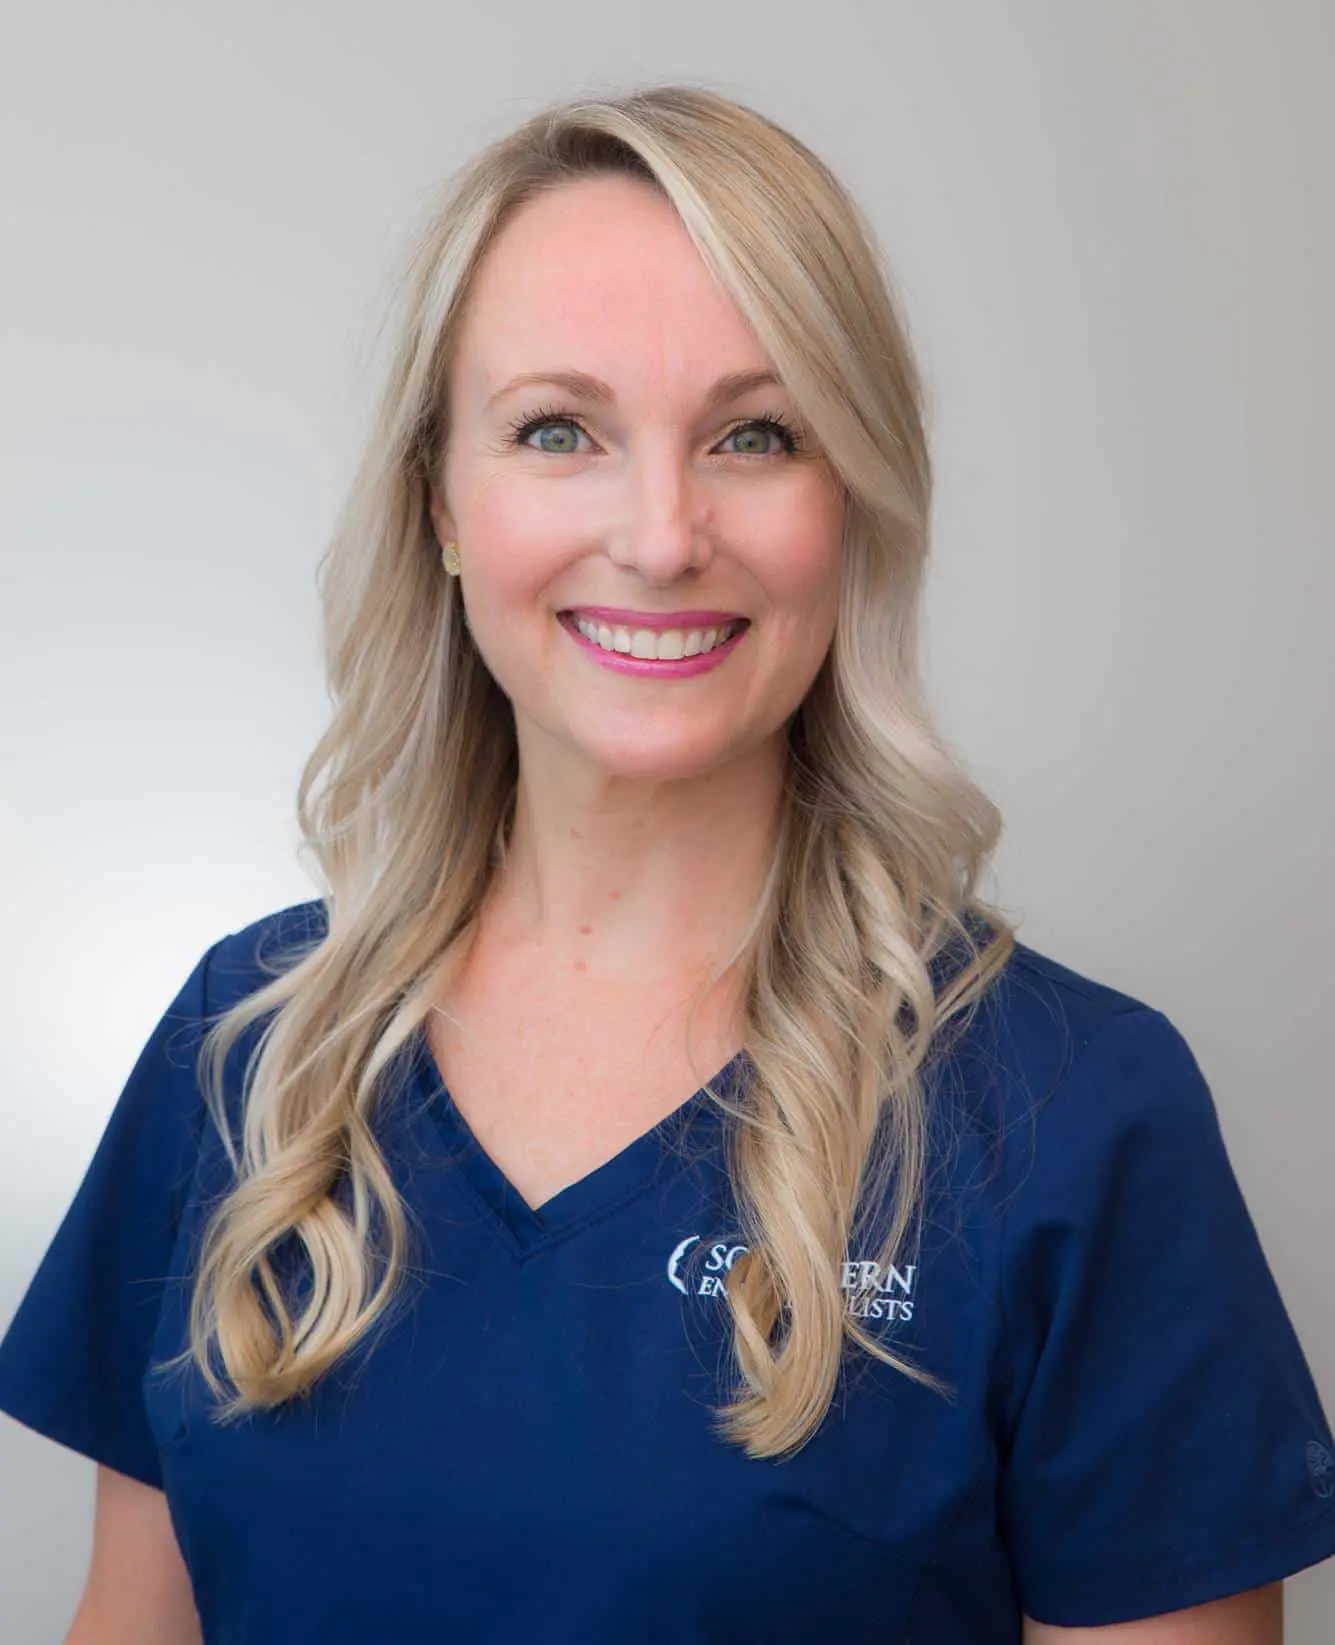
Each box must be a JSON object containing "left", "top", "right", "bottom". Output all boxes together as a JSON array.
[{"left": 2, "top": 898, "right": 1333, "bottom": 1642}]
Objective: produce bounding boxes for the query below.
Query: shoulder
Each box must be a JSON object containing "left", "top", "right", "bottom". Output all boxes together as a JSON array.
[
  {"left": 932, "top": 936, "right": 1218, "bottom": 1199},
  {"left": 204, "top": 896, "right": 331, "bottom": 1012},
  {"left": 165, "top": 897, "right": 333, "bottom": 1160},
  {"left": 981, "top": 936, "right": 1168, "bottom": 1058}
]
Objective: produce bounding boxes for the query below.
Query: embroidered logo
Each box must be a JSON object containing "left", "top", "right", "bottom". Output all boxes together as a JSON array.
[
  {"left": 839, "top": 1258, "right": 918, "bottom": 1323},
  {"left": 666, "top": 1234, "right": 917, "bottom": 1321},
  {"left": 667, "top": 1234, "right": 746, "bottom": 1297},
  {"left": 1307, "top": 1440, "right": 1334, "bottom": 1500}
]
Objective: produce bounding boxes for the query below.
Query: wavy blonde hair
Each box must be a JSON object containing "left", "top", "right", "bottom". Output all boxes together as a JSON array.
[{"left": 166, "top": 80, "right": 1014, "bottom": 1461}]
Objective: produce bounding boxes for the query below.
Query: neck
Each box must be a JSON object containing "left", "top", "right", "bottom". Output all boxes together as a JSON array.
[{"left": 482, "top": 727, "right": 787, "bottom": 988}]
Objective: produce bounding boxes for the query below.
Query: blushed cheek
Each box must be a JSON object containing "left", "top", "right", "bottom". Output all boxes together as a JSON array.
[
  {"left": 758, "top": 505, "right": 843, "bottom": 689},
  {"left": 772, "top": 498, "right": 844, "bottom": 621},
  {"left": 464, "top": 480, "right": 570, "bottom": 608},
  {"left": 467, "top": 469, "right": 528, "bottom": 549}
]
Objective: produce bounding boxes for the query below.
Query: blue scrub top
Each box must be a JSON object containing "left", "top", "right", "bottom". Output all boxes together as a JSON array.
[{"left": 1, "top": 899, "right": 1333, "bottom": 1643}]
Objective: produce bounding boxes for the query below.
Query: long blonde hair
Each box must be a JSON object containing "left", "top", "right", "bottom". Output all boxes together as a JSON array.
[{"left": 167, "top": 81, "right": 1013, "bottom": 1461}]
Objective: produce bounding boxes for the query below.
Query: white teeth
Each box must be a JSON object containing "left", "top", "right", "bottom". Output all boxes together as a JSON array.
[{"left": 569, "top": 615, "right": 742, "bottom": 661}]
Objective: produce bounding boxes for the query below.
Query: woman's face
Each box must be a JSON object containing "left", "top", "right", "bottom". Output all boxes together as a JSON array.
[{"left": 430, "top": 172, "right": 846, "bottom": 785}]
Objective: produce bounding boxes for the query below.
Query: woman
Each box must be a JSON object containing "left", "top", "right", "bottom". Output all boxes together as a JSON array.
[{"left": 1, "top": 83, "right": 1331, "bottom": 1644}]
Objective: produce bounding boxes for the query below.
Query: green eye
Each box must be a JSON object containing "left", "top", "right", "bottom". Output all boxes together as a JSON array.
[
  {"left": 532, "top": 424, "right": 581, "bottom": 454},
  {"left": 719, "top": 415, "right": 801, "bottom": 457},
  {"left": 506, "top": 405, "right": 591, "bottom": 453},
  {"left": 504, "top": 408, "right": 803, "bottom": 457}
]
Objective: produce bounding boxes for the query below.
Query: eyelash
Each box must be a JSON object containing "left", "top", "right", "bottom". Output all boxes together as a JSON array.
[{"left": 503, "top": 405, "right": 804, "bottom": 457}]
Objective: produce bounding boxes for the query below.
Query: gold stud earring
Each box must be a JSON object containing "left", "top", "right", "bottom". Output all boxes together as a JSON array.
[{"left": 441, "top": 539, "right": 461, "bottom": 577}]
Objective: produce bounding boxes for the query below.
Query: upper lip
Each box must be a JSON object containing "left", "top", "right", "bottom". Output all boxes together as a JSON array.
[{"left": 562, "top": 607, "right": 747, "bottom": 630}]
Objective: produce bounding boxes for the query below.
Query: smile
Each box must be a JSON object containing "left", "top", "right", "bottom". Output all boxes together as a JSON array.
[
  {"left": 557, "top": 611, "right": 749, "bottom": 676},
  {"left": 569, "top": 614, "right": 745, "bottom": 659}
]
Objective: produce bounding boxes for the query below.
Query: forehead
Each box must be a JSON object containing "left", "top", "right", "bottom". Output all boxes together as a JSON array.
[{"left": 451, "top": 174, "right": 774, "bottom": 401}]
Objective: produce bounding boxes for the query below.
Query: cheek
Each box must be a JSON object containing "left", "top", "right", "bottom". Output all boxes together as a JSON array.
[
  {"left": 459, "top": 481, "right": 568, "bottom": 608},
  {"left": 759, "top": 486, "right": 845, "bottom": 625}
]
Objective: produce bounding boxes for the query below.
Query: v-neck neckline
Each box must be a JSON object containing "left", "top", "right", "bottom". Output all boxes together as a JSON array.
[{"left": 408, "top": 1026, "right": 746, "bottom": 1256}]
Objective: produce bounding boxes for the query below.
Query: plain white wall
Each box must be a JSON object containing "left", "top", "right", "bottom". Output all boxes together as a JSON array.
[{"left": 1, "top": 0, "right": 1330, "bottom": 1636}]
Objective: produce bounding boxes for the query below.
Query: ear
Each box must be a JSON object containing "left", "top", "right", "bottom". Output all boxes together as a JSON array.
[{"left": 427, "top": 482, "right": 457, "bottom": 548}]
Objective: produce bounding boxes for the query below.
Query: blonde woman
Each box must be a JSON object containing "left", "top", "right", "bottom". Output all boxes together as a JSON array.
[{"left": 1, "top": 84, "right": 1332, "bottom": 1645}]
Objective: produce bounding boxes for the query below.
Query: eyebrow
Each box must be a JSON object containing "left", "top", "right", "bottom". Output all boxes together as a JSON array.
[{"left": 484, "top": 367, "right": 784, "bottom": 414}]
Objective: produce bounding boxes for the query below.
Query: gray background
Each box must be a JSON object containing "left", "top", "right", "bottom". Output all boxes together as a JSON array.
[{"left": 1, "top": 1, "right": 1331, "bottom": 1638}]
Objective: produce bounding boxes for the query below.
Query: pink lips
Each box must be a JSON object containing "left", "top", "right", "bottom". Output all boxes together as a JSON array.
[{"left": 561, "top": 606, "right": 745, "bottom": 631}]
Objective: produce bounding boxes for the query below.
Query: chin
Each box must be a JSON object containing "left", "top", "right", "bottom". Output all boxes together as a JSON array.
[{"left": 570, "top": 729, "right": 744, "bottom": 785}]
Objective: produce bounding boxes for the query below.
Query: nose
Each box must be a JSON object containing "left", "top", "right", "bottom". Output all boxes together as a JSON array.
[{"left": 603, "top": 443, "right": 714, "bottom": 585}]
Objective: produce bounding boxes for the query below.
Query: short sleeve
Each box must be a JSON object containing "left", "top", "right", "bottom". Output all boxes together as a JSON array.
[
  {"left": 0, "top": 942, "right": 216, "bottom": 1489},
  {"left": 998, "top": 1006, "right": 1335, "bottom": 1627}
]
